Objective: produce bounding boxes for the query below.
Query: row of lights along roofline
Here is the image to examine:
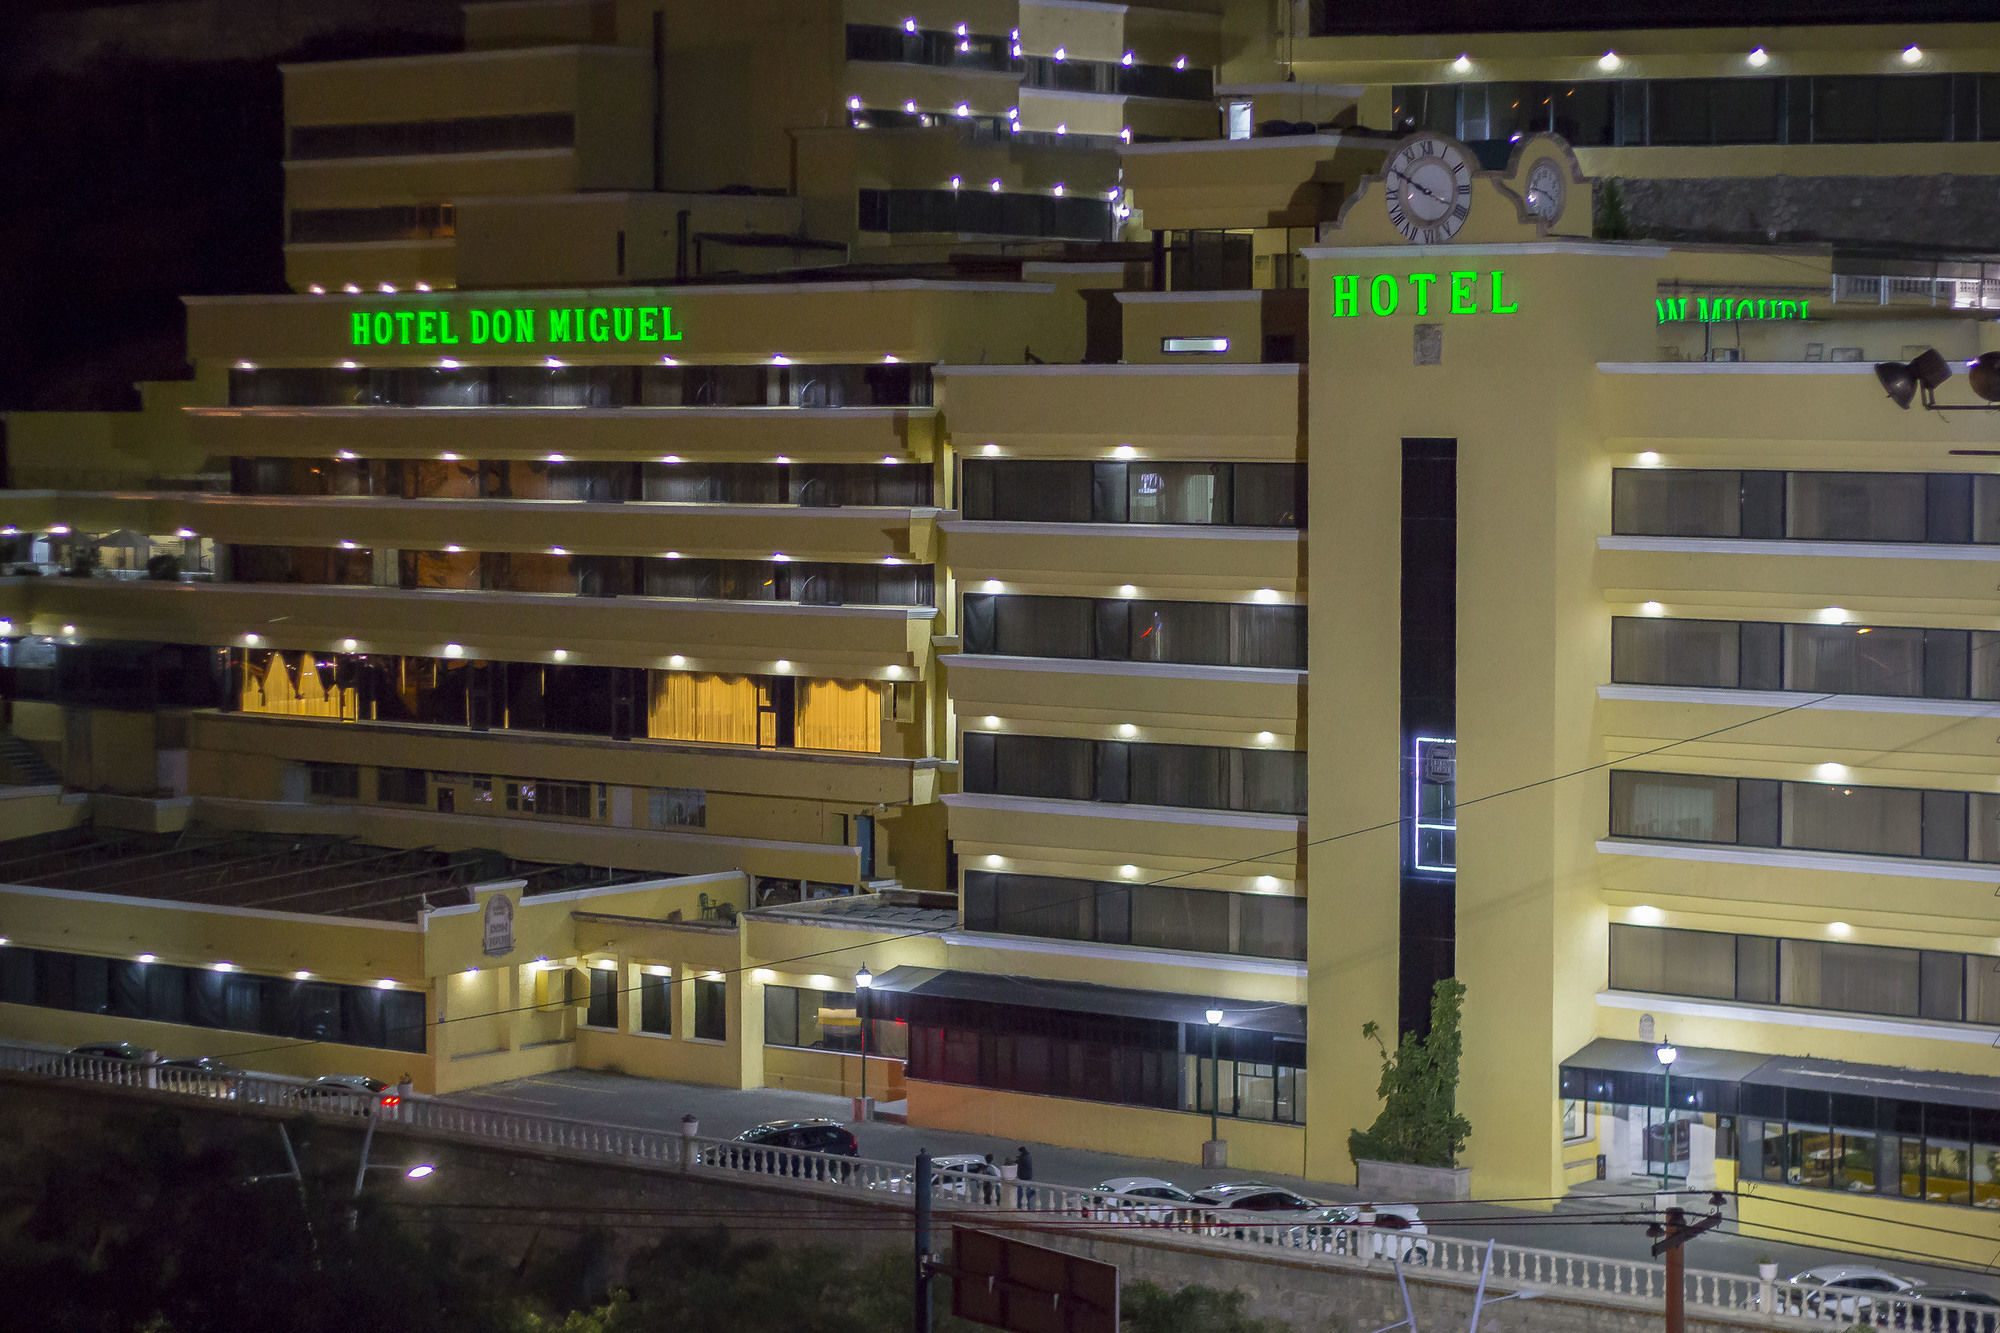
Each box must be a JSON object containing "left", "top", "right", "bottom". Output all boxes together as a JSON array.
[
  {"left": 0, "top": 939, "right": 403, "bottom": 986},
  {"left": 305, "top": 281, "right": 445, "bottom": 296},
  {"left": 1446, "top": 43, "right": 1926, "bottom": 73},
  {"left": 971, "top": 717, "right": 1284, "bottom": 747},
  {"left": 849, "top": 94, "right": 1139, "bottom": 148},
  {"left": 975, "top": 854, "right": 1292, "bottom": 890},
  {"left": 896, "top": 16, "right": 1189, "bottom": 69}
]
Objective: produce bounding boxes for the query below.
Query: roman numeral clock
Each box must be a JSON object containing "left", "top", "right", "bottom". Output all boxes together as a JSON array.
[{"left": 1385, "top": 135, "right": 1473, "bottom": 244}]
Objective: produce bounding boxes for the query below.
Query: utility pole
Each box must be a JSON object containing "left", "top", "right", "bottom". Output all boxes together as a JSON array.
[
  {"left": 1649, "top": 1198, "right": 1723, "bottom": 1333},
  {"left": 914, "top": 1148, "right": 933, "bottom": 1333}
]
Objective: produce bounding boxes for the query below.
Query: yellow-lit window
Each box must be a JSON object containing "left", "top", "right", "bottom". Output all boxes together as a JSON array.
[
  {"left": 241, "top": 651, "right": 354, "bottom": 719},
  {"left": 649, "top": 672, "right": 758, "bottom": 744},
  {"left": 794, "top": 679, "right": 881, "bottom": 753}
]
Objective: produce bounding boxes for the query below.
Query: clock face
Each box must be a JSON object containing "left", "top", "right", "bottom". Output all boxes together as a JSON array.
[
  {"left": 1385, "top": 136, "right": 1472, "bottom": 244},
  {"left": 1525, "top": 160, "right": 1566, "bottom": 224}
]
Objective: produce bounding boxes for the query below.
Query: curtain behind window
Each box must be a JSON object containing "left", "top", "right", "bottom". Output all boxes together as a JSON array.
[
  {"left": 1612, "top": 617, "right": 1738, "bottom": 687},
  {"left": 650, "top": 672, "right": 758, "bottom": 745},
  {"left": 1612, "top": 772, "right": 1734, "bottom": 842},
  {"left": 795, "top": 679, "right": 882, "bottom": 752},
  {"left": 1786, "top": 624, "right": 1923, "bottom": 696},
  {"left": 1788, "top": 473, "right": 1926, "bottom": 541},
  {"left": 1783, "top": 782, "right": 1921, "bottom": 857}
]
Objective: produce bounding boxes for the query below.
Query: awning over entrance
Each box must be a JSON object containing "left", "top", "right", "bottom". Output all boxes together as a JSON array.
[
  {"left": 1561, "top": 1037, "right": 2000, "bottom": 1117},
  {"left": 867, "top": 966, "right": 1306, "bottom": 1037},
  {"left": 1745, "top": 1054, "right": 2000, "bottom": 1111}
]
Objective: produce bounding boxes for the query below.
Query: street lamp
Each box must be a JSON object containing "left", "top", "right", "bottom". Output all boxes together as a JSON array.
[
  {"left": 1205, "top": 1008, "right": 1224, "bottom": 1142},
  {"left": 1655, "top": 1039, "right": 1679, "bottom": 1186},
  {"left": 855, "top": 964, "right": 873, "bottom": 1122}
]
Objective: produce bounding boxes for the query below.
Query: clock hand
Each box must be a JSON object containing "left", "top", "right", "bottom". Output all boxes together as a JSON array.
[{"left": 1387, "top": 169, "right": 1451, "bottom": 207}]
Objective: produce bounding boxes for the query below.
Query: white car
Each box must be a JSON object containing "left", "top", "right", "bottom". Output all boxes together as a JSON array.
[
  {"left": 868, "top": 1153, "right": 1003, "bottom": 1201},
  {"left": 1091, "top": 1176, "right": 1202, "bottom": 1221},
  {"left": 1786, "top": 1265, "right": 1925, "bottom": 1320}
]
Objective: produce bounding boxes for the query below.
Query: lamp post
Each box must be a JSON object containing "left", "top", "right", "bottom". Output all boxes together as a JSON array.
[
  {"left": 1655, "top": 1039, "right": 1678, "bottom": 1186},
  {"left": 855, "top": 963, "right": 873, "bottom": 1122},
  {"left": 1205, "top": 1008, "right": 1224, "bottom": 1143}
]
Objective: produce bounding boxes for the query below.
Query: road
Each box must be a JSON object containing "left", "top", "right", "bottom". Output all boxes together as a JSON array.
[{"left": 446, "top": 1070, "right": 1999, "bottom": 1291}]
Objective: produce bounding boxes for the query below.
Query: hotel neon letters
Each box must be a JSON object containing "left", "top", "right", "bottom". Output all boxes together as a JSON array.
[
  {"left": 1332, "top": 270, "right": 1517, "bottom": 317},
  {"left": 348, "top": 305, "right": 686, "bottom": 347}
]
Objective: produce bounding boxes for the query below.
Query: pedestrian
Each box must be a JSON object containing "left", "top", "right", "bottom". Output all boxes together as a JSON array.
[
  {"left": 396, "top": 1071, "right": 414, "bottom": 1118},
  {"left": 1014, "top": 1145, "right": 1034, "bottom": 1208},
  {"left": 983, "top": 1153, "right": 998, "bottom": 1205}
]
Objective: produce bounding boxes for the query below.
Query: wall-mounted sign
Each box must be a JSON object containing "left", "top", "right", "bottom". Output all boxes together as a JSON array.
[
  {"left": 1654, "top": 296, "right": 1809, "bottom": 324},
  {"left": 1332, "top": 269, "right": 1517, "bottom": 318},
  {"left": 348, "top": 305, "right": 685, "bottom": 348},
  {"left": 481, "top": 892, "right": 515, "bottom": 957}
]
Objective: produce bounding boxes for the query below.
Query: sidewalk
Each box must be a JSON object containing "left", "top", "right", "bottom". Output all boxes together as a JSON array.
[{"left": 444, "top": 1069, "right": 1993, "bottom": 1288}]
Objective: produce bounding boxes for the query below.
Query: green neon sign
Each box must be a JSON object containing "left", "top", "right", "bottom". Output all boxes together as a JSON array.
[
  {"left": 1654, "top": 296, "right": 1809, "bottom": 324},
  {"left": 1331, "top": 269, "right": 1518, "bottom": 318},
  {"left": 347, "top": 305, "right": 685, "bottom": 348}
]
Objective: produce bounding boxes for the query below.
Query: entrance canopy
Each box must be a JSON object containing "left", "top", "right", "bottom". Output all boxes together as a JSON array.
[{"left": 1561, "top": 1037, "right": 2000, "bottom": 1119}]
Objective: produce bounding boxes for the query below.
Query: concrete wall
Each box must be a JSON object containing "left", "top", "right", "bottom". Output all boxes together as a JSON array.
[{"left": 0, "top": 1074, "right": 1773, "bottom": 1333}]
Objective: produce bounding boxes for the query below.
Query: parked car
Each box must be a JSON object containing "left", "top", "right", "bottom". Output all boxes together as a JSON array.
[
  {"left": 291, "top": 1074, "right": 399, "bottom": 1114},
  {"left": 1326, "top": 1202, "right": 1433, "bottom": 1265},
  {"left": 68, "top": 1041, "right": 146, "bottom": 1062},
  {"left": 1091, "top": 1176, "right": 1203, "bottom": 1221},
  {"left": 1905, "top": 1288, "right": 2000, "bottom": 1333},
  {"left": 1192, "top": 1183, "right": 1346, "bottom": 1244},
  {"left": 704, "top": 1119, "right": 858, "bottom": 1178},
  {"left": 1787, "top": 1265, "right": 1926, "bottom": 1321},
  {"left": 869, "top": 1153, "right": 1003, "bottom": 1201},
  {"left": 159, "top": 1056, "right": 245, "bottom": 1098}
]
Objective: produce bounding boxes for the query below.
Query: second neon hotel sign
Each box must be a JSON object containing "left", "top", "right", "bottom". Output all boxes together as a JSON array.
[{"left": 347, "top": 304, "right": 686, "bottom": 347}]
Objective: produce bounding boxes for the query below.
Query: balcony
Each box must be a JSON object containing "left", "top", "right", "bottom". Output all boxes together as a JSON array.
[
  {"left": 0, "top": 578, "right": 932, "bottom": 680},
  {"left": 186, "top": 404, "right": 939, "bottom": 464}
]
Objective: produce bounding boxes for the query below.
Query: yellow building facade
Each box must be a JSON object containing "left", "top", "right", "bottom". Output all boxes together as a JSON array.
[{"left": 2, "top": 0, "right": 1998, "bottom": 1267}]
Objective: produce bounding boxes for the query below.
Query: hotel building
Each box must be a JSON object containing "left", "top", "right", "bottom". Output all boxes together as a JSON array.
[{"left": 1, "top": 0, "right": 1996, "bottom": 1264}]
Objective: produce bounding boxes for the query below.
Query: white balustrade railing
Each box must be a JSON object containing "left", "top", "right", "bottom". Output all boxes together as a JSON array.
[{"left": 4, "top": 1041, "right": 1993, "bottom": 1330}]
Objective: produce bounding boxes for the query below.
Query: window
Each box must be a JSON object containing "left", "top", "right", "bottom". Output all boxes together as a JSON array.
[
  {"left": 1162, "top": 337, "right": 1229, "bottom": 354},
  {"left": 959, "top": 461, "right": 1303, "bottom": 528},
  {"left": 0, "top": 945, "right": 422, "bottom": 1051},
  {"left": 290, "top": 112, "right": 574, "bottom": 160},
  {"left": 585, "top": 966, "right": 617, "bottom": 1028},
  {"left": 649, "top": 787, "right": 705, "bottom": 828},
  {"left": 963, "top": 733, "right": 1307, "bottom": 815},
  {"left": 794, "top": 679, "right": 883, "bottom": 753},
  {"left": 693, "top": 978, "right": 727, "bottom": 1040},
  {"left": 649, "top": 672, "right": 758, "bottom": 745},
  {"left": 289, "top": 204, "right": 454, "bottom": 243},
  {"left": 1612, "top": 618, "right": 1741, "bottom": 688},
  {"left": 857, "top": 188, "right": 1114, "bottom": 240},
  {"left": 1392, "top": 73, "right": 1991, "bottom": 147},
  {"left": 1612, "top": 469, "right": 1743, "bottom": 537},
  {"left": 1563, "top": 1099, "right": 1594, "bottom": 1142},
  {"left": 1226, "top": 101, "right": 1253, "bottom": 139},
  {"left": 761, "top": 984, "right": 904, "bottom": 1055},
  {"left": 1610, "top": 923, "right": 2000, "bottom": 1029},
  {"left": 377, "top": 768, "right": 427, "bottom": 805},
  {"left": 1609, "top": 771, "right": 1737, "bottom": 843},
  {"left": 504, "top": 779, "right": 593, "bottom": 819},
  {"left": 638, "top": 969, "right": 671, "bottom": 1034},
  {"left": 963, "top": 871, "right": 1305, "bottom": 960},
  {"left": 306, "top": 763, "right": 360, "bottom": 801}
]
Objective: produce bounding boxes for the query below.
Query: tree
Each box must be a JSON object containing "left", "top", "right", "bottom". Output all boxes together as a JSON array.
[
  {"left": 1347, "top": 978, "right": 1472, "bottom": 1169},
  {"left": 1596, "top": 179, "right": 1633, "bottom": 240},
  {"left": 145, "top": 553, "right": 181, "bottom": 581}
]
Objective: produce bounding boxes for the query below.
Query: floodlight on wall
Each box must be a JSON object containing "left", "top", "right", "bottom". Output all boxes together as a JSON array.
[
  {"left": 1874, "top": 347, "right": 1952, "bottom": 409},
  {"left": 1969, "top": 351, "right": 2000, "bottom": 402}
]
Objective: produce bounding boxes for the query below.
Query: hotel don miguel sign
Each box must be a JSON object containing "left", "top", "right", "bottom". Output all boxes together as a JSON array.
[{"left": 347, "top": 303, "right": 686, "bottom": 348}]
